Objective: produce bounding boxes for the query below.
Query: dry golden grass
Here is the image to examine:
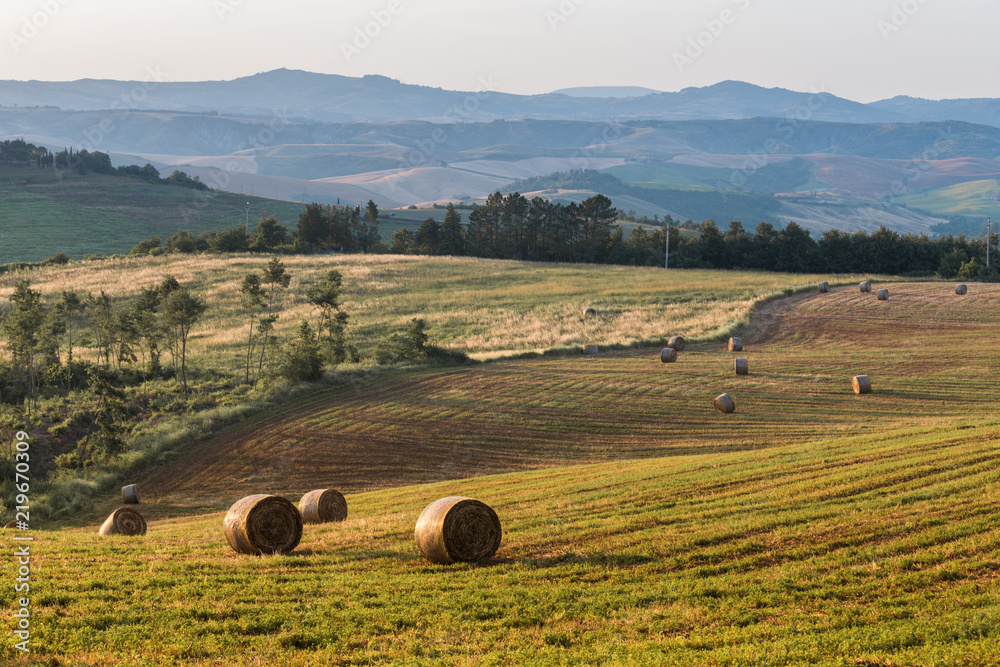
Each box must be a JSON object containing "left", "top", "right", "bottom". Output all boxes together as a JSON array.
[{"left": 0, "top": 254, "right": 867, "bottom": 369}]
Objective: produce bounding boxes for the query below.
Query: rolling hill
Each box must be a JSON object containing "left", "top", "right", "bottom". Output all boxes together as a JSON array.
[{"left": 12, "top": 274, "right": 1000, "bottom": 665}]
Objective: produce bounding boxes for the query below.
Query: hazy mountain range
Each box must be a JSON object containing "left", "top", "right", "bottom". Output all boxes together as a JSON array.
[
  {"left": 3, "top": 69, "right": 1000, "bottom": 127},
  {"left": 2, "top": 69, "right": 999, "bottom": 238}
]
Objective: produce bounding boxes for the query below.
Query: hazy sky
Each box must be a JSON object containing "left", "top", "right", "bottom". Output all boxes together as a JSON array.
[{"left": 3, "top": 0, "right": 997, "bottom": 102}]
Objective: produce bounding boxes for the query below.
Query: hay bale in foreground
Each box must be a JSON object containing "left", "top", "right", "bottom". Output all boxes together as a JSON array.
[
  {"left": 956, "top": 283, "right": 968, "bottom": 295},
  {"left": 728, "top": 337, "right": 743, "bottom": 352},
  {"left": 98, "top": 507, "right": 147, "bottom": 537},
  {"left": 860, "top": 281, "right": 871, "bottom": 293},
  {"left": 667, "top": 335, "right": 685, "bottom": 351},
  {"left": 224, "top": 494, "right": 302, "bottom": 555},
  {"left": 582, "top": 344, "right": 599, "bottom": 355},
  {"left": 735, "top": 358, "right": 748, "bottom": 375},
  {"left": 877, "top": 288, "right": 888, "bottom": 301},
  {"left": 415, "top": 496, "right": 502, "bottom": 564},
  {"left": 852, "top": 375, "right": 871, "bottom": 395},
  {"left": 713, "top": 393, "right": 736, "bottom": 414},
  {"left": 660, "top": 347, "right": 678, "bottom": 363},
  {"left": 818, "top": 281, "right": 829, "bottom": 293},
  {"left": 298, "top": 489, "right": 347, "bottom": 524},
  {"left": 583, "top": 307, "right": 597, "bottom": 317},
  {"left": 122, "top": 484, "right": 140, "bottom": 504}
]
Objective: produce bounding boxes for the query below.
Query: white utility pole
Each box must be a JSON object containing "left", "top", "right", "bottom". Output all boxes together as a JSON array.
[{"left": 664, "top": 219, "right": 669, "bottom": 270}]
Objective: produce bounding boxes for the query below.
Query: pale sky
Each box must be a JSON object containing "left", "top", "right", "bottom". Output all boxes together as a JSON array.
[{"left": 3, "top": 0, "right": 998, "bottom": 102}]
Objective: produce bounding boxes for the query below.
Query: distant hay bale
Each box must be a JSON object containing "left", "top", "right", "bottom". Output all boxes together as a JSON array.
[
  {"left": 852, "top": 375, "right": 871, "bottom": 394},
  {"left": 667, "top": 336, "right": 685, "bottom": 351},
  {"left": 713, "top": 393, "right": 736, "bottom": 414},
  {"left": 122, "top": 484, "right": 140, "bottom": 504},
  {"left": 4, "top": 520, "right": 23, "bottom": 530},
  {"left": 818, "top": 281, "right": 829, "bottom": 293},
  {"left": 224, "top": 494, "right": 303, "bottom": 555},
  {"left": 735, "top": 358, "right": 748, "bottom": 375},
  {"left": 956, "top": 283, "right": 968, "bottom": 295},
  {"left": 298, "top": 489, "right": 347, "bottom": 524},
  {"left": 98, "top": 507, "right": 147, "bottom": 537},
  {"left": 583, "top": 307, "right": 597, "bottom": 317},
  {"left": 660, "top": 347, "right": 678, "bottom": 363},
  {"left": 860, "top": 281, "right": 871, "bottom": 293},
  {"left": 582, "top": 344, "right": 599, "bottom": 355},
  {"left": 728, "top": 337, "right": 743, "bottom": 352},
  {"left": 415, "top": 496, "right": 502, "bottom": 564},
  {"left": 877, "top": 288, "right": 888, "bottom": 301}
]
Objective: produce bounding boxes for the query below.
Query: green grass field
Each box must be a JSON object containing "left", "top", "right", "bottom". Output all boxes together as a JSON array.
[
  {"left": 3, "top": 275, "right": 999, "bottom": 665},
  {"left": 894, "top": 179, "right": 1000, "bottom": 218},
  {"left": 0, "top": 166, "right": 306, "bottom": 263},
  {"left": 602, "top": 163, "right": 733, "bottom": 189}
]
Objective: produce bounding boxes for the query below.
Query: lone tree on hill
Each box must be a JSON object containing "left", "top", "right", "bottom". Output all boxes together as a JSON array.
[{"left": 162, "top": 287, "right": 206, "bottom": 395}]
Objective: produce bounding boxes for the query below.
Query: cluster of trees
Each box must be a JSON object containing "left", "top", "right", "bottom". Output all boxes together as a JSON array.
[
  {"left": 389, "top": 194, "right": 620, "bottom": 264},
  {"left": 666, "top": 220, "right": 998, "bottom": 278},
  {"left": 0, "top": 139, "right": 52, "bottom": 167}
]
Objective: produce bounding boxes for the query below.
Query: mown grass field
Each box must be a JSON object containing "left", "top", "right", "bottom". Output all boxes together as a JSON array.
[
  {"left": 0, "top": 255, "right": 852, "bottom": 369},
  {"left": 0, "top": 166, "right": 305, "bottom": 263},
  {"left": 894, "top": 178, "right": 1000, "bottom": 218},
  {"left": 3, "top": 278, "right": 999, "bottom": 665}
]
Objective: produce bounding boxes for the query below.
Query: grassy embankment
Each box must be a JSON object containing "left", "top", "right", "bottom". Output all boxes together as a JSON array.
[{"left": 3, "top": 278, "right": 999, "bottom": 665}]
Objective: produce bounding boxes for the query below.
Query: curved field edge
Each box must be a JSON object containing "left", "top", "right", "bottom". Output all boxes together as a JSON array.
[
  {"left": 3, "top": 417, "right": 1000, "bottom": 666},
  {"left": 134, "top": 281, "right": 1000, "bottom": 510}
]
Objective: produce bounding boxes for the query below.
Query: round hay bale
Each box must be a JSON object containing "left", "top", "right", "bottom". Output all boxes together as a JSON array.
[
  {"left": 415, "top": 496, "right": 502, "bottom": 564},
  {"left": 659, "top": 347, "right": 678, "bottom": 363},
  {"left": 713, "top": 393, "right": 736, "bottom": 414},
  {"left": 818, "top": 281, "right": 829, "bottom": 293},
  {"left": 224, "top": 494, "right": 302, "bottom": 555},
  {"left": 956, "top": 283, "right": 968, "bottom": 295},
  {"left": 852, "top": 375, "right": 871, "bottom": 395},
  {"left": 298, "top": 489, "right": 347, "bottom": 524},
  {"left": 4, "top": 520, "right": 23, "bottom": 530},
  {"left": 877, "top": 288, "right": 888, "bottom": 301},
  {"left": 860, "top": 281, "right": 871, "bottom": 293},
  {"left": 735, "top": 358, "right": 748, "bottom": 375},
  {"left": 583, "top": 307, "right": 597, "bottom": 317},
  {"left": 667, "top": 335, "right": 685, "bottom": 351},
  {"left": 98, "top": 507, "right": 147, "bottom": 537},
  {"left": 122, "top": 484, "right": 140, "bottom": 504},
  {"left": 582, "top": 344, "right": 599, "bottom": 355},
  {"left": 728, "top": 337, "right": 743, "bottom": 352}
]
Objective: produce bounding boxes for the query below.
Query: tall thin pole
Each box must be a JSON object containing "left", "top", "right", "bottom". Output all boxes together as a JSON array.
[
  {"left": 664, "top": 219, "right": 669, "bottom": 270},
  {"left": 988, "top": 218, "right": 991, "bottom": 269},
  {"left": 245, "top": 202, "right": 250, "bottom": 229}
]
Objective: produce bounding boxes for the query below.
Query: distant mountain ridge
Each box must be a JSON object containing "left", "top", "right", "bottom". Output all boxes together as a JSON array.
[{"left": 2, "top": 69, "right": 1000, "bottom": 127}]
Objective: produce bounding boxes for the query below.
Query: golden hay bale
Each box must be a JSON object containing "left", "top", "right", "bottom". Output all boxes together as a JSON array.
[
  {"left": 298, "top": 489, "right": 347, "bottom": 524},
  {"left": 415, "top": 496, "right": 502, "bottom": 564},
  {"left": 728, "top": 337, "right": 743, "bottom": 352},
  {"left": 818, "top": 281, "right": 829, "bottom": 293},
  {"left": 860, "top": 281, "right": 871, "bottom": 293},
  {"left": 877, "top": 288, "right": 888, "bottom": 301},
  {"left": 122, "top": 484, "right": 140, "bottom": 504},
  {"left": 713, "top": 393, "right": 736, "bottom": 414},
  {"left": 660, "top": 347, "right": 678, "bottom": 363},
  {"left": 582, "top": 344, "right": 599, "bottom": 355},
  {"left": 852, "top": 375, "right": 871, "bottom": 394},
  {"left": 224, "top": 494, "right": 303, "bottom": 555},
  {"left": 956, "top": 283, "right": 968, "bottom": 295},
  {"left": 583, "top": 307, "right": 597, "bottom": 317},
  {"left": 667, "top": 335, "right": 685, "bottom": 351},
  {"left": 735, "top": 358, "right": 748, "bottom": 375},
  {"left": 98, "top": 507, "right": 147, "bottom": 537}
]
